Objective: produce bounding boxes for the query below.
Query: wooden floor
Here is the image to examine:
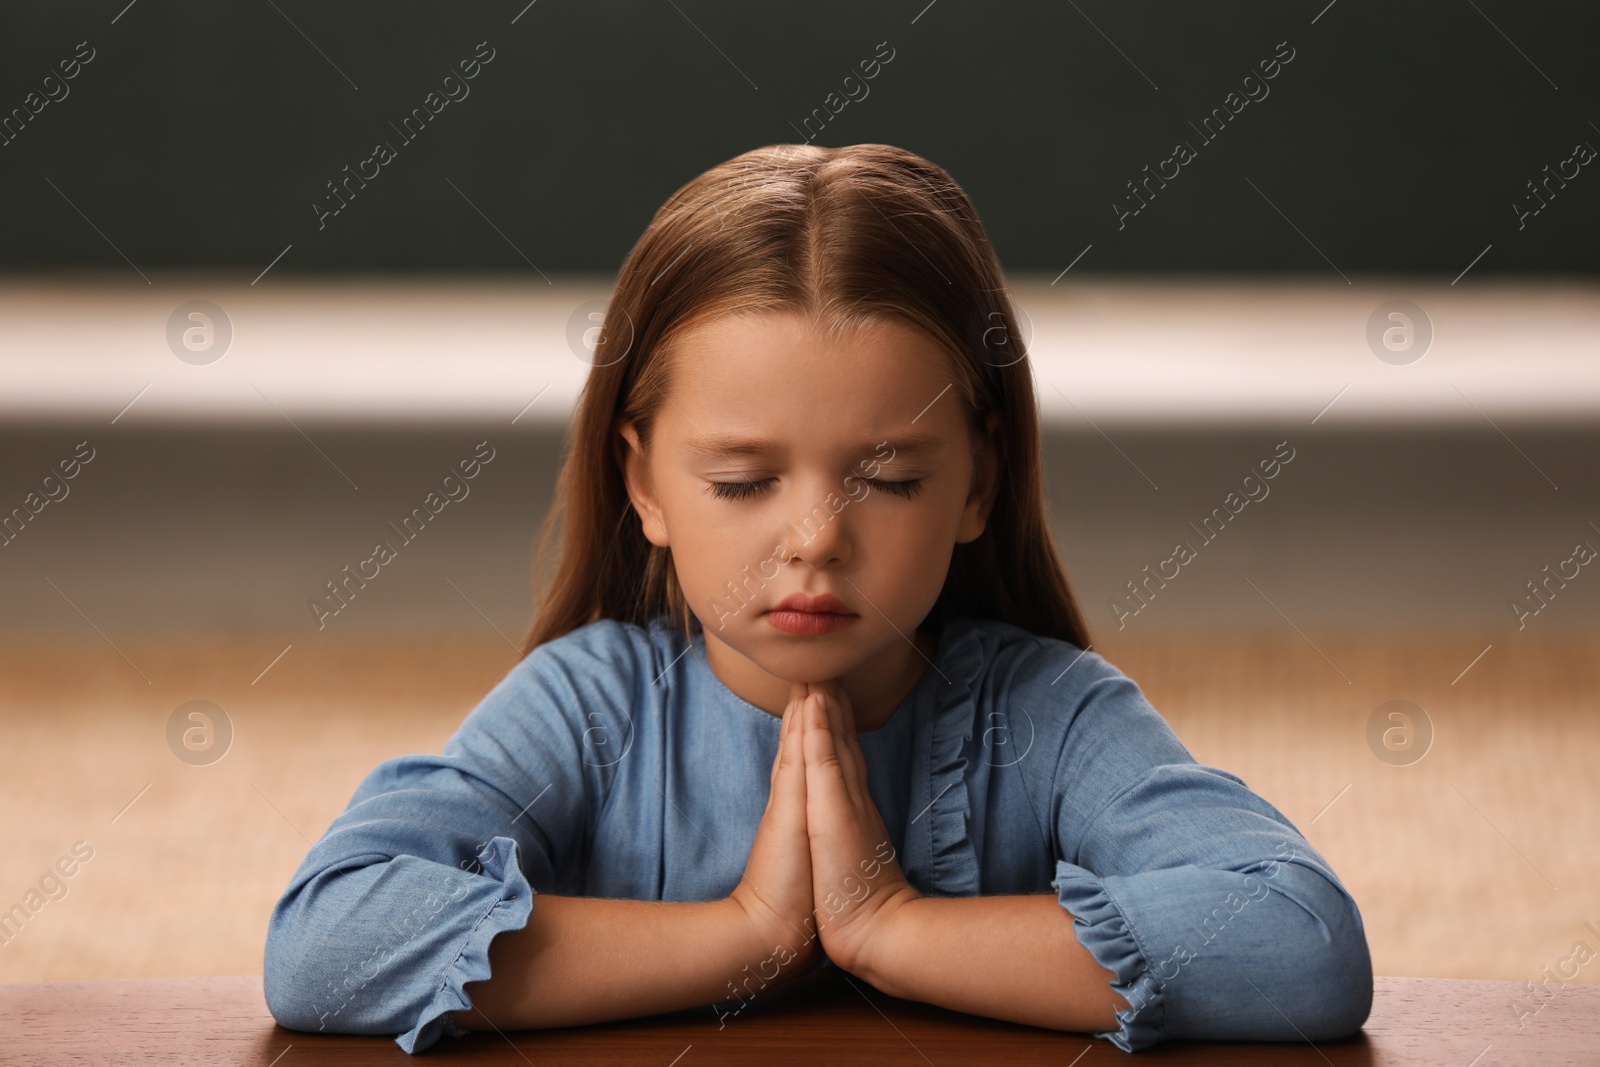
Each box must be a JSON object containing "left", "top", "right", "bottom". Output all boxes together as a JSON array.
[{"left": 1, "top": 631, "right": 1595, "bottom": 988}]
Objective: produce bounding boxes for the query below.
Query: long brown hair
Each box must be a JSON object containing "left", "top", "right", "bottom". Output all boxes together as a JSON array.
[{"left": 517, "top": 143, "right": 1091, "bottom": 657}]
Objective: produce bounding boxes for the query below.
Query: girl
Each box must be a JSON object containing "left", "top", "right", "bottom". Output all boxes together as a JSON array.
[{"left": 264, "top": 143, "right": 1373, "bottom": 1054}]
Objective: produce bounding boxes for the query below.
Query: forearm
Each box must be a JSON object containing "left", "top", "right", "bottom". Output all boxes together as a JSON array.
[
  {"left": 859, "top": 892, "right": 1128, "bottom": 1033},
  {"left": 451, "top": 894, "right": 802, "bottom": 1031}
]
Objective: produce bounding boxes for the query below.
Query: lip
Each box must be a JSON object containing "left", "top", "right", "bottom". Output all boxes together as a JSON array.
[
  {"left": 768, "top": 593, "right": 854, "bottom": 615},
  {"left": 764, "top": 592, "right": 859, "bottom": 636}
]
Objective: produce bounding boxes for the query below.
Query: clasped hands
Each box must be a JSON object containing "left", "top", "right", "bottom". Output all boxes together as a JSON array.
[{"left": 729, "top": 678, "right": 922, "bottom": 985}]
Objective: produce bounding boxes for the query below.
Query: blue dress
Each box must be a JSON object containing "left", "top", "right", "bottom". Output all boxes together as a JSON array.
[{"left": 263, "top": 615, "right": 1373, "bottom": 1053}]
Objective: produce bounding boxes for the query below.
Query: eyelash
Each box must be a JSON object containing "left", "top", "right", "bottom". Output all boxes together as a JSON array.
[{"left": 706, "top": 477, "right": 924, "bottom": 501}]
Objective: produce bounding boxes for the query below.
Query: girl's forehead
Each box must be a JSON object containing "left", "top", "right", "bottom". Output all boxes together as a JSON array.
[
  {"left": 672, "top": 323, "right": 953, "bottom": 415},
  {"left": 654, "top": 311, "right": 965, "bottom": 448},
  {"left": 661, "top": 385, "right": 964, "bottom": 466}
]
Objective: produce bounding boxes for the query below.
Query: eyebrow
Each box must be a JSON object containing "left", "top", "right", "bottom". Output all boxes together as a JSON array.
[{"left": 681, "top": 430, "right": 947, "bottom": 461}]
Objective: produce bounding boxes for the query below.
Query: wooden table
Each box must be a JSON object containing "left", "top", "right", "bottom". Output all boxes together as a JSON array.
[{"left": 5, "top": 969, "right": 1596, "bottom": 1065}]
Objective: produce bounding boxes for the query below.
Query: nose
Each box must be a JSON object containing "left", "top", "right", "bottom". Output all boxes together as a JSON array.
[{"left": 779, "top": 477, "right": 851, "bottom": 570}]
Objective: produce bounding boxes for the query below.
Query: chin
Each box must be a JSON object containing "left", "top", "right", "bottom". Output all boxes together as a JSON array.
[{"left": 738, "top": 629, "right": 861, "bottom": 679}]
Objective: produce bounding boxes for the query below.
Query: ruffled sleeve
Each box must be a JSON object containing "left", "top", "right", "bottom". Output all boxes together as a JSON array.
[
  {"left": 1051, "top": 863, "right": 1163, "bottom": 1051},
  {"left": 1031, "top": 648, "right": 1373, "bottom": 1050},
  {"left": 395, "top": 835, "right": 536, "bottom": 1052},
  {"left": 264, "top": 620, "right": 645, "bottom": 1054}
]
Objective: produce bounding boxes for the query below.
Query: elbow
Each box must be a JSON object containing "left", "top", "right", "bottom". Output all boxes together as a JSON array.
[
  {"left": 1274, "top": 910, "right": 1374, "bottom": 1041},
  {"left": 263, "top": 898, "right": 343, "bottom": 1034},
  {"left": 263, "top": 852, "right": 423, "bottom": 1037},
  {"left": 263, "top": 909, "right": 320, "bottom": 1032},
  {"left": 264, "top": 911, "right": 404, "bottom": 1036},
  {"left": 263, "top": 884, "right": 396, "bottom": 1036},
  {"left": 264, "top": 976, "right": 330, "bottom": 1036},
  {"left": 1314, "top": 931, "right": 1374, "bottom": 1039},
  {"left": 1258, "top": 864, "right": 1375, "bottom": 1041}
]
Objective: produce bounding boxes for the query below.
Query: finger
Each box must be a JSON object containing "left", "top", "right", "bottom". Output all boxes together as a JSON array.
[
  {"left": 813, "top": 685, "right": 866, "bottom": 809},
  {"left": 771, "top": 697, "right": 806, "bottom": 821},
  {"left": 771, "top": 691, "right": 796, "bottom": 787},
  {"left": 786, "top": 696, "right": 808, "bottom": 805},
  {"left": 780, "top": 689, "right": 796, "bottom": 746},
  {"left": 801, "top": 693, "right": 838, "bottom": 776},
  {"left": 803, "top": 691, "right": 860, "bottom": 823},
  {"left": 815, "top": 689, "right": 891, "bottom": 848}
]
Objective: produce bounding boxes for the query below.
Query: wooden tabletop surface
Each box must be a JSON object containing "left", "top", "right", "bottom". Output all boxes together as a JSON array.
[{"left": 5, "top": 969, "right": 1597, "bottom": 1065}]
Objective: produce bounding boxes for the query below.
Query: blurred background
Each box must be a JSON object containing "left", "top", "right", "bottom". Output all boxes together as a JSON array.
[{"left": 2, "top": 0, "right": 1596, "bottom": 1011}]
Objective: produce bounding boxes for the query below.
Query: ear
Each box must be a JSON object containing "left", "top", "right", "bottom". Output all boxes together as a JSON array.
[
  {"left": 616, "top": 417, "right": 670, "bottom": 547},
  {"left": 955, "top": 410, "right": 1001, "bottom": 545}
]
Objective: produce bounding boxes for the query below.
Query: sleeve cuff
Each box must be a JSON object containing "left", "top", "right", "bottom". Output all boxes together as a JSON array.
[
  {"left": 1052, "top": 860, "right": 1164, "bottom": 1052},
  {"left": 395, "top": 836, "right": 536, "bottom": 1054}
]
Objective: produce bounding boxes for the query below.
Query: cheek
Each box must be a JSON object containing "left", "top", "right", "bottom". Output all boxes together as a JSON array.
[
  {"left": 858, "top": 500, "right": 957, "bottom": 578},
  {"left": 665, "top": 494, "right": 769, "bottom": 588}
]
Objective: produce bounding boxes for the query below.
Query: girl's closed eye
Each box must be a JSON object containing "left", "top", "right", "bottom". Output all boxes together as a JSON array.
[
  {"left": 705, "top": 476, "right": 924, "bottom": 501},
  {"left": 864, "top": 476, "right": 924, "bottom": 499},
  {"left": 703, "top": 477, "right": 770, "bottom": 501}
]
